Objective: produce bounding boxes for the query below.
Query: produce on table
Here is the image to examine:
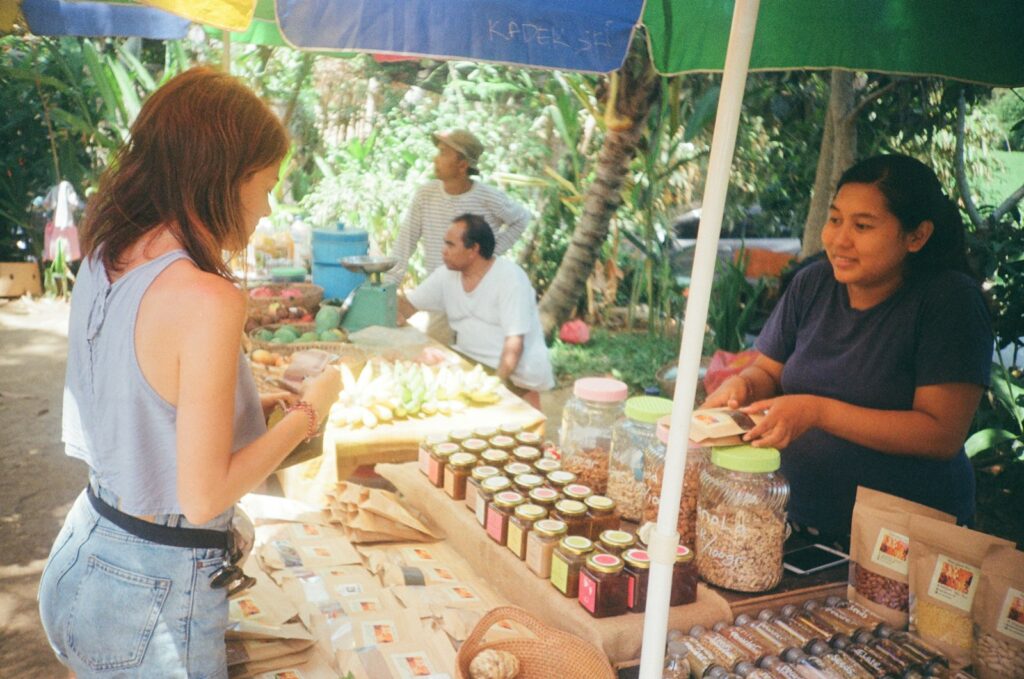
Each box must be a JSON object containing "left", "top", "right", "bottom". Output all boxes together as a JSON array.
[{"left": 329, "top": 360, "right": 503, "bottom": 429}]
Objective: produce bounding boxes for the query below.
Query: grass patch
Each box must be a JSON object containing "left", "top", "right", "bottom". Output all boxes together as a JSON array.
[
  {"left": 976, "top": 150, "right": 1024, "bottom": 206},
  {"left": 550, "top": 328, "right": 680, "bottom": 392}
]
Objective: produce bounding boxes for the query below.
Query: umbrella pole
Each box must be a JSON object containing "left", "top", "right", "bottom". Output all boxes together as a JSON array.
[{"left": 636, "top": 1, "right": 761, "bottom": 677}]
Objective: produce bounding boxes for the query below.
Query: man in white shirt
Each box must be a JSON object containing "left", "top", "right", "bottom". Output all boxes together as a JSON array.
[
  {"left": 399, "top": 214, "right": 554, "bottom": 409},
  {"left": 387, "top": 130, "right": 531, "bottom": 342}
]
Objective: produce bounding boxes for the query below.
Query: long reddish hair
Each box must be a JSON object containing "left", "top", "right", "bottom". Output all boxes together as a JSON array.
[{"left": 81, "top": 66, "right": 288, "bottom": 278}]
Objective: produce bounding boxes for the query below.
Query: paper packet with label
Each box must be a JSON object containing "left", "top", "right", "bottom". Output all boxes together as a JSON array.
[
  {"left": 972, "top": 547, "right": 1024, "bottom": 679},
  {"left": 689, "top": 407, "right": 765, "bottom": 445},
  {"left": 847, "top": 486, "right": 955, "bottom": 627},
  {"left": 907, "top": 515, "right": 1013, "bottom": 668}
]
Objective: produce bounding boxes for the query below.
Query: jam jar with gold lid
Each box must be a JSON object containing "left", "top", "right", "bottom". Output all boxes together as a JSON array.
[
  {"left": 486, "top": 490, "right": 524, "bottom": 545},
  {"left": 550, "top": 535, "right": 594, "bottom": 597},
  {"left": 466, "top": 465, "right": 499, "bottom": 512},
  {"left": 461, "top": 437, "right": 489, "bottom": 457},
  {"left": 526, "top": 519, "right": 567, "bottom": 578},
  {"left": 585, "top": 495, "right": 620, "bottom": 539},
  {"left": 419, "top": 433, "right": 448, "bottom": 478},
  {"left": 578, "top": 552, "right": 628, "bottom": 618},
  {"left": 504, "top": 462, "right": 532, "bottom": 478},
  {"left": 545, "top": 470, "right": 577, "bottom": 492},
  {"left": 476, "top": 475, "right": 511, "bottom": 526},
  {"left": 513, "top": 473, "right": 545, "bottom": 495},
  {"left": 534, "top": 458, "right": 561, "bottom": 475},
  {"left": 528, "top": 486, "right": 559, "bottom": 511},
  {"left": 623, "top": 548, "right": 651, "bottom": 612},
  {"left": 563, "top": 483, "right": 593, "bottom": 503},
  {"left": 444, "top": 452, "right": 477, "bottom": 500},
  {"left": 428, "top": 442, "right": 460, "bottom": 488},
  {"left": 596, "top": 529, "right": 636, "bottom": 556},
  {"left": 551, "top": 499, "right": 590, "bottom": 538},
  {"left": 480, "top": 448, "right": 510, "bottom": 468},
  {"left": 512, "top": 445, "right": 542, "bottom": 467},
  {"left": 507, "top": 503, "right": 546, "bottom": 560},
  {"left": 488, "top": 434, "right": 517, "bottom": 452}
]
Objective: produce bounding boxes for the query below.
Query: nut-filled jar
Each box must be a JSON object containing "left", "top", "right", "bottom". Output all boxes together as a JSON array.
[
  {"left": 695, "top": 445, "right": 789, "bottom": 592},
  {"left": 642, "top": 416, "right": 710, "bottom": 549},
  {"left": 476, "top": 475, "right": 511, "bottom": 526},
  {"left": 528, "top": 486, "right": 559, "bottom": 511},
  {"left": 526, "top": 519, "right": 567, "bottom": 578},
  {"left": 578, "top": 552, "right": 628, "bottom": 618},
  {"left": 671, "top": 545, "right": 698, "bottom": 606},
  {"left": 585, "top": 495, "right": 620, "bottom": 539},
  {"left": 596, "top": 529, "right": 635, "bottom": 556},
  {"left": 624, "top": 548, "right": 651, "bottom": 612},
  {"left": 428, "top": 442, "right": 460, "bottom": 488},
  {"left": 512, "top": 473, "right": 545, "bottom": 495},
  {"left": 559, "top": 377, "right": 628, "bottom": 494},
  {"left": 480, "top": 448, "right": 510, "bottom": 468},
  {"left": 551, "top": 499, "right": 590, "bottom": 538},
  {"left": 507, "top": 503, "right": 546, "bottom": 560},
  {"left": 608, "top": 396, "right": 673, "bottom": 521},
  {"left": 419, "top": 433, "right": 448, "bottom": 477},
  {"left": 465, "top": 465, "right": 500, "bottom": 513},
  {"left": 443, "top": 452, "right": 477, "bottom": 500},
  {"left": 550, "top": 535, "right": 594, "bottom": 597},
  {"left": 486, "top": 490, "right": 525, "bottom": 545}
]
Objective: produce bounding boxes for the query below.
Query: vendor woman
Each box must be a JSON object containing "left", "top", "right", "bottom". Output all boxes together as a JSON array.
[{"left": 704, "top": 154, "right": 992, "bottom": 542}]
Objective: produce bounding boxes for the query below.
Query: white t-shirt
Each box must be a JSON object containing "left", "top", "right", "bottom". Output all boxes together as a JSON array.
[{"left": 406, "top": 257, "right": 555, "bottom": 391}]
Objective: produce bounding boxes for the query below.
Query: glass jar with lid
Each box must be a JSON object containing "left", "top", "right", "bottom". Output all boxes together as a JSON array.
[
  {"left": 504, "top": 462, "right": 532, "bottom": 479},
  {"left": 512, "top": 473, "right": 544, "bottom": 495},
  {"left": 550, "top": 535, "right": 594, "bottom": 597},
  {"left": 419, "top": 433, "right": 448, "bottom": 478},
  {"left": 559, "top": 377, "right": 628, "bottom": 494},
  {"left": 670, "top": 545, "right": 698, "bottom": 605},
  {"left": 534, "top": 458, "right": 561, "bottom": 475},
  {"left": 528, "top": 486, "right": 559, "bottom": 511},
  {"left": 498, "top": 423, "right": 522, "bottom": 436},
  {"left": 480, "top": 448, "right": 510, "bottom": 468},
  {"left": 696, "top": 445, "right": 789, "bottom": 592},
  {"left": 472, "top": 425, "right": 499, "bottom": 440},
  {"left": 596, "top": 529, "right": 635, "bottom": 556},
  {"left": 448, "top": 429, "right": 474, "bottom": 445},
  {"left": 545, "top": 470, "right": 576, "bottom": 492},
  {"left": 488, "top": 434, "right": 517, "bottom": 452},
  {"left": 608, "top": 396, "right": 673, "bottom": 522},
  {"left": 623, "top": 548, "right": 651, "bottom": 612},
  {"left": 461, "top": 437, "right": 489, "bottom": 457},
  {"left": 585, "top": 495, "right": 620, "bottom": 539},
  {"left": 486, "top": 490, "right": 524, "bottom": 545},
  {"left": 444, "top": 452, "right": 477, "bottom": 500},
  {"left": 476, "top": 475, "right": 512, "bottom": 526},
  {"left": 515, "top": 431, "right": 543, "bottom": 448},
  {"left": 551, "top": 499, "right": 590, "bottom": 538},
  {"left": 563, "top": 483, "right": 593, "bottom": 503},
  {"left": 506, "top": 503, "right": 546, "bottom": 560},
  {"left": 526, "top": 519, "right": 567, "bottom": 578},
  {"left": 428, "top": 442, "right": 460, "bottom": 488},
  {"left": 466, "top": 465, "right": 500, "bottom": 513},
  {"left": 578, "top": 552, "right": 628, "bottom": 618},
  {"left": 512, "top": 445, "right": 542, "bottom": 467},
  {"left": 642, "top": 415, "right": 711, "bottom": 549}
]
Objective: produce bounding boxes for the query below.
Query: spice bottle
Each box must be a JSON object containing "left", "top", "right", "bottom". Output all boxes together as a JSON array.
[
  {"left": 712, "top": 621, "right": 772, "bottom": 666},
  {"left": 559, "top": 377, "right": 628, "bottom": 493},
  {"left": 528, "top": 486, "right": 559, "bottom": 511},
  {"left": 504, "top": 462, "right": 532, "bottom": 479},
  {"left": 461, "top": 437, "right": 489, "bottom": 457},
  {"left": 806, "top": 640, "right": 875, "bottom": 679},
  {"left": 663, "top": 640, "right": 692, "bottom": 679},
  {"left": 733, "top": 661, "right": 776, "bottom": 679},
  {"left": 758, "top": 656, "right": 811, "bottom": 679},
  {"left": 444, "top": 452, "right": 477, "bottom": 500},
  {"left": 534, "top": 458, "right": 561, "bottom": 475},
  {"left": 507, "top": 503, "right": 546, "bottom": 560},
  {"left": 545, "top": 470, "right": 577, "bottom": 492},
  {"left": 476, "top": 475, "right": 511, "bottom": 526},
  {"left": 419, "top": 433, "right": 448, "bottom": 477},
  {"left": 689, "top": 625, "right": 746, "bottom": 672},
  {"left": 526, "top": 519, "right": 567, "bottom": 578},
  {"left": 512, "top": 445, "right": 542, "bottom": 467},
  {"left": 830, "top": 634, "right": 902, "bottom": 678},
  {"left": 563, "top": 483, "right": 593, "bottom": 502},
  {"left": 488, "top": 434, "right": 517, "bottom": 452},
  {"left": 515, "top": 430, "right": 543, "bottom": 448},
  {"left": 486, "top": 491, "right": 524, "bottom": 545},
  {"left": 596, "top": 529, "right": 636, "bottom": 556},
  {"left": 779, "top": 648, "right": 838, "bottom": 679},
  {"left": 671, "top": 545, "right": 698, "bottom": 606},
  {"left": 624, "top": 548, "right": 651, "bottom": 612},
  {"left": 609, "top": 396, "right": 673, "bottom": 521},
  {"left": 579, "top": 552, "right": 628, "bottom": 618},
  {"left": 551, "top": 499, "right": 590, "bottom": 538},
  {"left": 466, "top": 465, "right": 500, "bottom": 513},
  {"left": 585, "top": 495, "right": 621, "bottom": 539},
  {"left": 696, "top": 445, "right": 789, "bottom": 592},
  {"left": 550, "top": 535, "right": 594, "bottom": 597},
  {"left": 644, "top": 416, "right": 711, "bottom": 548},
  {"left": 512, "top": 473, "right": 545, "bottom": 495},
  {"left": 428, "top": 442, "right": 460, "bottom": 488}
]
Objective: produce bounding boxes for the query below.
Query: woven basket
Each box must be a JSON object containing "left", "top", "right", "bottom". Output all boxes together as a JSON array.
[
  {"left": 245, "top": 282, "right": 323, "bottom": 315},
  {"left": 248, "top": 322, "right": 349, "bottom": 356},
  {"left": 455, "top": 607, "right": 615, "bottom": 679}
]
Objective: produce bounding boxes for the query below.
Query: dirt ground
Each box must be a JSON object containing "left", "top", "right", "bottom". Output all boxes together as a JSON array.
[{"left": 0, "top": 296, "right": 570, "bottom": 675}]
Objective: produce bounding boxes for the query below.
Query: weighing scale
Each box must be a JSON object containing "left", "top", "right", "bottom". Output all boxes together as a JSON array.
[{"left": 338, "top": 255, "right": 399, "bottom": 332}]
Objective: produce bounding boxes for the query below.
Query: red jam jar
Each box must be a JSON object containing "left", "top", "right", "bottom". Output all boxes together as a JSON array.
[
  {"left": 578, "top": 552, "right": 628, "bottom": 618},
  {"left": 486, "top": 491, "right": 524, "bottom": 545},
  {"left": 623, "top": 548, "right": 651, "bottom": 612},
  {"left": 671, "top": 545, "right": 698, "bottom": 606}
]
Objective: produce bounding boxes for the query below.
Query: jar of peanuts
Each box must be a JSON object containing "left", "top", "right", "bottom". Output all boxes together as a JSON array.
[
  {"left": 642, "top": 415, "right": 710, "bottom": 549},
  {"left": 558, "top": 377, "right": 628, "bottom": 494},
  {"left": 608, "top": 396, "right": 673, "bottom": 521}
]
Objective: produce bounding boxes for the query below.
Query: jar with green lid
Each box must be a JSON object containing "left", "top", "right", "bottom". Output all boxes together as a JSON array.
[
  {"left": 534, "top": 458, "right": 561, "bottom": 475},
  {"left": 461, "top": 438, "right": 489, "bottom": 456},
  {"left": 550, "top": 535, "right": 594, "bottom": 597},
  {"left": 480, "top": 448, "right": 510, "bottom": 468},
  {"left": 486, "top": 490, "right": 524, "bottom": 545},
  {"left": 585, "top": 495, "right": 620, "bottom": 539},
  {"left": 488, "top": 434, "right": 517, "bottom": 451},
  {"left": 498, "top": 423, "right": 522, "bottom": 436},
  {"left": 528, "top": 486, "right": 559, "bottom": 510},
  {"left": 608, "top": 396, "right": 673, "bottom": 522},
  {"left": 563, "top": 483, "right": 593, "bottom": 502},
  {"left": 545, "top": 470, "right": 577, "bottom": 492},
  {"left": 551, "top": 499, "right": 590, "bottom": 538},
  {"left": 526, "top": 519, "right": 567, "bottom": 578},
  {"left": 444, "top": 452, "right": 477, "bottom": 501},
  {"left": 507, "top": 503, "right": 546, "bottom": 560},
  {"left": 696, "top": 445, "right": 789, "bottom": 592},
  {"left": 578, "top": 552, "right": 628, "bottom": 618},
  {"left": 512, "top": 445, "right": 541, "bottom": 466},
  {"left": 623, "top": 548, "right": 651, "bottom": 612},
  {"left": 476, "top": 475, "right": 512, "bottom": 526},
  {"left": 472, "top": 425, "right": 498, "bottom": 440},
  {"left": 512, "top": 473, "right": 544, "bottom": 495},
  {"left": 515, "top": 431, "right": 543, "bottom": 448},
  {"left": 419, "top": 433, "right": 448, "bottom": 478},
  {"left": 504, "top": 462, "right": 532, "bottom": 478},
  {"left": 429, "top": 442, "right": 460, "bottom": 488},
  {"left": 559, "top": 377, "right": 628, "bottom": 494},
  {"left": 595, "top": 529, "right": 635, "bottom": 556},
  {"left": 643, "top": 415, "right": 711, "bottom": 549},
  {"left": 466, "top": 465, "right": 500, "bottom": 513},
  {"left": 670, "top": 545, "right": 698, "bottom": 605},
  {"left": 449, "top": 429, "right": 474, "bottom": 444}
]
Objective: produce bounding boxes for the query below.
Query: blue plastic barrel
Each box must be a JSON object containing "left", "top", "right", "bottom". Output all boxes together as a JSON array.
[{"left": 311, "top": 226, "right": 368, "bottom": 299}]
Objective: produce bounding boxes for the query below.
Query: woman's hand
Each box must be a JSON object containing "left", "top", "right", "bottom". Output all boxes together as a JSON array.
[
  {"left": 741, "top": 395, "right": 824, "bottom": 449},
  {"left": 300, "top": 366, "right": 341, "bottom": 424},
  {"left": 260, "top": 390, "right": 297, "bottom": 419},
  {"left": 702, "top": 374, "right": 752, "bottom": 409}
]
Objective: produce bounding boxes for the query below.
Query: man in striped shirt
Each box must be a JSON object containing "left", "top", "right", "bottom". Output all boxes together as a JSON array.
[{"left": 386, "top": 129, "right": 531, "bottom": 342}]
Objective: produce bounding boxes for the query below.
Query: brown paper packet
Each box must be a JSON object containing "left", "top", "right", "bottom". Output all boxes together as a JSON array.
[
  {"left": 226, "top": 638, "right": 315, "bottom": 667},
  {"left": 847, "top": 486, "right": 955, "bottom": 628},
  {"left": 690, "top": 408, "right": 766, "bottom": 445},
  {"left": 907, "top": 515, "right": 1014, "bottom": 668},
  {"left": 972, "top": 547, "right": 1024, "bottom": 679},
  {"left": 338, "top": 637, "right": 455, "bottom": 679}
]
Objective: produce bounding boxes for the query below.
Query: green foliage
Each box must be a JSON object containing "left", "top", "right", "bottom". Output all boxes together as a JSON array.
[
  {"left": 706, "top": 251, "right": 769, "bottom": 353},
  {"left": 549, "top": 328, "right": 679, "bottom": 391},
  {"left": 988, "top": 88, "right": 1024, "bottom": 151}
]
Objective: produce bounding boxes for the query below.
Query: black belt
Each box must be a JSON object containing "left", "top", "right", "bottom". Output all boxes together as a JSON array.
[{"left": 87, "top": 485, "right": 229, "bottom": 551}]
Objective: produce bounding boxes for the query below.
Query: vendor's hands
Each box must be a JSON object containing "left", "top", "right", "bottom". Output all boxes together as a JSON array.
[
  {"left": 741, "top": 395, "right": 822, "bottom": 449},
  {"left": 702, "top": 375, "right": 751, "bottom": 410},
  {"left": 300, "top": 366, "right": 341, "bottom": 424},
  {"left": 260, "top": 390, "right": 297, "bottom": 419}
]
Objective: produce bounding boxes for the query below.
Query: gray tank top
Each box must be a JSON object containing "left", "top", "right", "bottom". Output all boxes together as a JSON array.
[{"left": 62, "top": 249, "right": 266, "bottom": 516}]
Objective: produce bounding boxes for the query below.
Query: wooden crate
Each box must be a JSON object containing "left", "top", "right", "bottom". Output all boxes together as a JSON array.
[{"left": 0, "top": 262, "right": 42, "bottom": 297}]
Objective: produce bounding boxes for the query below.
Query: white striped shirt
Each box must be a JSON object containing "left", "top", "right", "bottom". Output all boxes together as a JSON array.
[{"left": 386, "top": 180, "right": 530, "bottom": 284}]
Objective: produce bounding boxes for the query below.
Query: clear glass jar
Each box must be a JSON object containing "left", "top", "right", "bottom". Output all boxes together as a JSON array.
[
  {"left": 534, "top": 458, "right": 561, "bottom": 475},
  {"left": 551, "top": 499, "right": 590, "bottom": 538},
  {"left": 461, "top": 437, "right": 489, "bottom": 457},
  {"left": 624, "top": 548, "right": 651, "bottom": 612},
  {"left": 419, "top": 433, "right": 448, "bottom": 478},
  {"left": 642, "top": 416, "right": 711, "bottom": 549},
  {"left": 578, "top": 552, "right": 628, "bottom": 618},
  {"left": 670, "top": 545, "right": 698, "bottom": 606},
  {"left": 473, "top": 425, "right": 499, "bottom": 440},
  {"left": 507, "top": 503, "right": 546, "bottom": 560},
  {"left": 466, "top": 465, "right": 500, "bottom": 513},
  {"left": 696, "top": 445, "right": 789, "bottom": 592},
  {"left": 559, "top": 377, "right": 628, "bottom": 494},
  {"left": 512, "top": 445, "right": 542, "bottom": 467},
  {"left": 545, "top": 470, "right": 577, "bottom": 492},
  {"left": 428, "top": 442, "right": 460, "bottom": 488},
  {"left": 444, "top": 452, "right": 477, "bottom": 500},
  {"left": 585, "top": 495, "right": 621, "bottom": 540},
  {"left": 595, "top": 528, "right": 635, "bottom": 556},
  {"left": 488, "top": 434, "right": 517, "bottom": 452},
  {"left": 512, "top": 473, "right": 544, "bottom": 495},
  {"left": 515, "top": 430, "right": 543, "bottom": 448},
  {"left": 449, "top": 429, "right": 473, "bottom": 444},
  {"left": 608, "top": 396, "right": 673, "bottom": 521},
  {"left": 528, "top": 486, "right": 559, "bottom": 511},
  {"left": 476, "top": 475, "right": 511, "bottom": 527},
  {"left": 526, "top": 519, "right": 567, "bottom": 578},
  {"left": 486, "top": 491, "right": 524, "bottom": 545},
  {"left": 480, "top": 448, "right": 510, "bottom": 468},
  {"left": 550, "top": 535, "right": 594, "bottom": 598},
  {"left": 504, "top": 462, "right": 532, "bottom": 479}
]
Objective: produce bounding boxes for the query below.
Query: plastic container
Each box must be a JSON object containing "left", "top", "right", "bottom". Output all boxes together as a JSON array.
[
  {"left": 642, "top": 415, "right": 712, "bottom": 549},
  {"left": 695, "top": 445, "right": 789, "bottom": 592},
  {"left": 310, "top": 226, "right": 368, "bottom": 299},
  {"left": 608, "top": 396, "right": 673, "bottom": 521},
  {"left": 559, "top": 377, "right": 628, "bottom": 494}
]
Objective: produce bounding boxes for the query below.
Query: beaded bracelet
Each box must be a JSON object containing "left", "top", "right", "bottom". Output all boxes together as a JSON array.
[{"left": 285, "top": 401, "right": 319, "bottom": 442}]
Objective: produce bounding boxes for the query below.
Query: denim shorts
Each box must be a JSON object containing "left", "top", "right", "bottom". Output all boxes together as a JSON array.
[{"left": 38, "top": 485, "right": 233, "bottom": 678}]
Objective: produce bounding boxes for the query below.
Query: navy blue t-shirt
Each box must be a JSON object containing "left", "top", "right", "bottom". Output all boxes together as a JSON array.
[{"left": 755, "top": 259, "right": 992, "bottom": 535}]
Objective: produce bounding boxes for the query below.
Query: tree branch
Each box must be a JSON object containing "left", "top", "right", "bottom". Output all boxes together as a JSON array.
[
  {"left": 992, "top": 182, "right": 1024, "bottom": 223},
  {"left": 955, "top": 91, "right": 986, "bottom": 229},
  {"left": 847, "top": 78, "right": 900, "bottom": 122}
]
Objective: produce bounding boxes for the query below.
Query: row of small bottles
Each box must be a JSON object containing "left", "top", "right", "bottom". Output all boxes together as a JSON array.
[
  {"left": 662, "top": 596, "right": 975, "bottom": 679},
  {"left": 417, "top": 425, "right": 697, "bottom": 618}
]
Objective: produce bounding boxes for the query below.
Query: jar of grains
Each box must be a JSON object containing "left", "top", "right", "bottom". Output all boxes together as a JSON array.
[
  {"left": 608, "top": 396, "right": 673, "bottom": 521},
  {"left": 696, "top": 445, "right": 789, "bottom": 592},
  {"left": 558, "top": 377, "right": 628, "bottom": 493},
  {"left": 642, "top": 416, "right": 711, "bottom": 549}
]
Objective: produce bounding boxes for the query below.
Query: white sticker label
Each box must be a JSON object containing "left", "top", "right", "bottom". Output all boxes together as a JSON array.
[
  {"left": 996, "top": 586, "right": 1024, "bottom": 642},
  {"left": 927, "top": 554, "right": 981, "bottom": 612},
  {"left": 362, "top": 620, "right": 398, "bottom": 646},
  {"left": 870, "top": 527, "right": 910, "bottom": 575}
]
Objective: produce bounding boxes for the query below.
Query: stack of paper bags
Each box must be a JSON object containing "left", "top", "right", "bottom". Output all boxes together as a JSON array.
[{"left": 325, "top": 482, "right": 444, "bottom": 543}]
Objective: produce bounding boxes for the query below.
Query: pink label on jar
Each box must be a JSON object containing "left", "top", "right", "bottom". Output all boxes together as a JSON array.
[
  {"left": 427, "top": 456, "right": 440, "bottom": 484},
  {"left": 486, "top": 508, "right": 504, "bottom": 542},
  {"left": 579, "top": 570, "right": 598, "bottom": 613},
  {"left": 418, "top": 446, "right": 430, "bottom": 475}
]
